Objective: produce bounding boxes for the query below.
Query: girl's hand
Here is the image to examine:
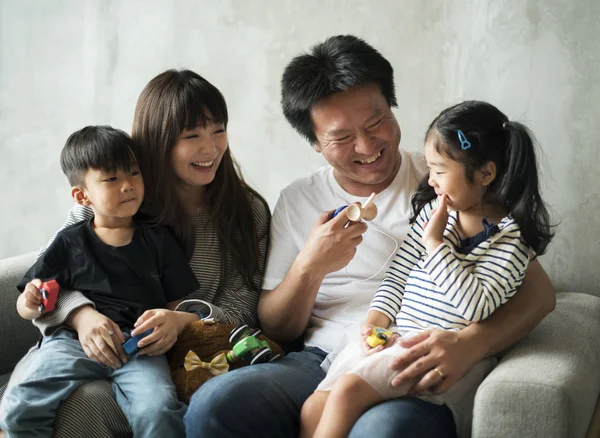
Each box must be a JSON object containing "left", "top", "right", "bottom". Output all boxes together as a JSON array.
[
  {"left": 361, "top": 323, "right": 399, "bottom": 355},
  {"left": 132, "top": 309, "right": 183, "bottom": 356},
  {"left": 422, "top": 195, "right": 449, "bottom": 254},
  {"left": 388, "top": 329, "right": 483, "bottom": 395},
  {"left": 69, "top": 306, "right": 127, "bottom": 368}
]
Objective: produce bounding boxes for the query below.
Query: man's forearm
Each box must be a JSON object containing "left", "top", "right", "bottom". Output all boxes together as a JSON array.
[
  {"left": 258, "top": 255, "right": 326, "bottom": 342},
  {"left": 463, "top": 259, "right": 556, "bottom": 358}
]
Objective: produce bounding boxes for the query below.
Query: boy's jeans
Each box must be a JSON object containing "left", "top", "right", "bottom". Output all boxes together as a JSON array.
[{"left": 0, "top": 328, "right": 185, "bottom": 438}]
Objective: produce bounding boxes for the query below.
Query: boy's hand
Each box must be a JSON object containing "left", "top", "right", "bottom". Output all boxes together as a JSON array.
[
  {"left": 132, "top": 309, "right": 180, "bottom": 356},
  {"left": 422, "top": 194, "right": 449, "bottom": 254},
  {"left": 22, "top": 279, "right": 43, "bottom": 311},
  {"left": 68, "top": 306, "right": 127, "bottom": 368}
]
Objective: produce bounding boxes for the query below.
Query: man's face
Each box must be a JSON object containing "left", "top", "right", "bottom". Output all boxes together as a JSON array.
[{"left": 311, "top": 83, "right": 401, "bottom": 196}]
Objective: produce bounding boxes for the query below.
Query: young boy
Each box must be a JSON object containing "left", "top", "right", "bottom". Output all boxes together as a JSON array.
[{"left": 0, "top": 126, "right": 198, "bottom": 437}]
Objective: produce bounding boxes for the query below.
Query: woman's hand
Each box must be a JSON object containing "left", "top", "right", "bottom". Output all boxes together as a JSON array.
[
  {"left": 389, "top": 329, "right": 485, "bottom": 395},
  {"left": 131, "top": 309, "right": 186, "bottom": 356},
  {"left": 68, "top": 305, "right": 127, "bottom": 369}
]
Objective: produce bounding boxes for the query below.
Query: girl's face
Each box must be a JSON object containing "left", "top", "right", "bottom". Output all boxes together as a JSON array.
[
  {"left": 171, "top": 122, "right": 228, "bottom": 190},
  {"left": 424, "top": 138, "right": 485, "bottom": 213}
]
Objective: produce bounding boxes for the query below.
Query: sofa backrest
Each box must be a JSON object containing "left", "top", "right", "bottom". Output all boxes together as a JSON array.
[{"left": 0, "top": 252, "right": 41, "bottom": 377}]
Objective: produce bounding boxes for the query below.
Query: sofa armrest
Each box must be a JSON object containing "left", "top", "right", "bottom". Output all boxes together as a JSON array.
[
  {"left": 0, "top": 252, "right": 40, "bottom": 378},
  {"left": 472, "top": 292, "right": 600, "bottom": 438}
]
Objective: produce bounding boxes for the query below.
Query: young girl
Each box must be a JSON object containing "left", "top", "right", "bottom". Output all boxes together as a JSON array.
[
  {"left": 0, "top": 70, "right": 270, "bottom": 437},
  {"left": 300, "top": 100, "right": 554, "bottom": 438}
]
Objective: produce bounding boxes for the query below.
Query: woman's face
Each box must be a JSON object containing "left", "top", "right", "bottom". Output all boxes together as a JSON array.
[{"left": 171, "top": 122, "right": 228, "bottom": 189}]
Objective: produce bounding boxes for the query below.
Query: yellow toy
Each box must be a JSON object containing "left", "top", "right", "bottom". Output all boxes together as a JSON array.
[{"left": 366, "top": 327, "right": 395, "bottom": 348}]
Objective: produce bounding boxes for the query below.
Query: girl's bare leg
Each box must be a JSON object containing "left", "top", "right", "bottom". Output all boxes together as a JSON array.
[
  {"left": 314, "top": 374, "right": 383, "bottom": 438},
  {"left": 300, "top": 390, "right": 330, "bottom": 438}
]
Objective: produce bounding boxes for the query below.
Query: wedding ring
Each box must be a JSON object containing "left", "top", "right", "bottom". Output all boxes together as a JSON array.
[
  {"left": 108, "top": 330, "right": 115, "bottom": 336},
  {"left": 433, "top": 367, "right": 445, "bottom": 379}
]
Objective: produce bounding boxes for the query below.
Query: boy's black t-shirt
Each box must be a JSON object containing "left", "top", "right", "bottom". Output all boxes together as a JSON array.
[{"left": 18, "top": 219, "right": 199, "bottom": 331}]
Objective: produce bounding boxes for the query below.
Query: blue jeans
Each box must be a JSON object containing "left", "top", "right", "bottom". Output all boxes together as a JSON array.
[
  {"left": 185, "top": 347, "right": 456, "bottom": 438},
  {"left": 0, "top": 329, "right": 186, "bottom": 438}
]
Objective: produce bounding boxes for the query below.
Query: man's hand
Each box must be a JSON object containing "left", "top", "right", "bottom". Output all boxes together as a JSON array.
[
  {"left": 422, "top": 195, "right": 449, "bottom": 254},
  {"left": 68, "top": 306, "right": 127, "bottom": 368},
  {"left": 297, "top": 207, "right": 368, "bottom": 277},
  {"left": 16, "top": 279, "right": 44, "bottom": 319},
  {"left": 389, "top": 329, "right": 483, "bottom": 395}
]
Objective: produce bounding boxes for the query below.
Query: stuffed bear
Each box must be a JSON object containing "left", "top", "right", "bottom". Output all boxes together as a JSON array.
[{"left": 167, "top": 320, "right": 284, "bottom": 403}]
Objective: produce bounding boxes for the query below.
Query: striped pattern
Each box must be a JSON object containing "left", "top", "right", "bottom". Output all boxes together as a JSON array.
[
  {"left": 371, "top": 200, "right": 532, "bottom": 333},
  {"left": 1, "top": 197, "right": 269, "bottom": 437}
]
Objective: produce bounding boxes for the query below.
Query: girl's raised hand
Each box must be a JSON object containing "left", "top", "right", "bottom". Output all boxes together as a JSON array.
[{"left": 422, "top": 194, "right": 449, "bottom": 254}]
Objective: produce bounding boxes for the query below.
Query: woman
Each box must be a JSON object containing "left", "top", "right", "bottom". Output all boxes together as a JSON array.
[{"left": 0, "top": 69, "right": 270, "bottom": 437}]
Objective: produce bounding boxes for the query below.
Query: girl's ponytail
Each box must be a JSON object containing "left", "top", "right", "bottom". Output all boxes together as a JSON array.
[{"left": 498, "top": 121, "right": 554, "bottom": 255}]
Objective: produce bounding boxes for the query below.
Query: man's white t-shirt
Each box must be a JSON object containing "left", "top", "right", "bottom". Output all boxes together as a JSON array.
[{"left": 263, "top": 149, "right": 428, "bottom": 353}]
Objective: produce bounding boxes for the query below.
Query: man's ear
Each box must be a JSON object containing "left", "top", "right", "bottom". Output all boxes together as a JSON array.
[
  {"left": 313, "top": 141, "right": 322, "bottom": 153},
  {"left": 478, "top": 162, "right": 497, "bottom": 187},
  {"left": 72, "top": 186, "right": 91, "bottom": 206}
]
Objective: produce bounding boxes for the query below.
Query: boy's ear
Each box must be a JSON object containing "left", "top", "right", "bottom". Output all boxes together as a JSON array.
[
  {"left": 71, "top": 186, "right": 91, "bottom": 206},
  {"left": 478, "top": 162, "right": 497, "bottom": 186}
]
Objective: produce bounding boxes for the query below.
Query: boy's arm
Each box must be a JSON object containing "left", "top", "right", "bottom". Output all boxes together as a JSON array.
[{"left": 34, "top": 204, "right": 96, "bottom": 335}]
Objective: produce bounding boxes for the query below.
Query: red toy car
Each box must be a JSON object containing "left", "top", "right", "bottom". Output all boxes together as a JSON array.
[{"left": 38, "top": 279, "right": 60, "bottom": 314}]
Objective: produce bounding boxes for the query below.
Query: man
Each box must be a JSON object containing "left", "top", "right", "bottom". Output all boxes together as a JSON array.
[{"left": 185, "top": 35, "right": 555, "bottom": 438}]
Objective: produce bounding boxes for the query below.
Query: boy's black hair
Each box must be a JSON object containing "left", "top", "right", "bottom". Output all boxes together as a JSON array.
[
  {"left": 411, "top": 100, "right": 554, "bottom": 255},
  {"left": 60, "top": 126, "right": 139, "bottom": 186},
  {"left": 281, "top": 35, "right": 396, "bottom": 144}
]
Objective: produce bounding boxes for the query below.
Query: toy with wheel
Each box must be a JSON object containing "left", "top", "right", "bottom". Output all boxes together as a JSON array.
[{"left": 226, "top": 324, "right": 281, "bottom": 364}]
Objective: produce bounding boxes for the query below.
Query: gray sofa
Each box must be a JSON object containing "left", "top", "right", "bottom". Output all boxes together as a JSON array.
[{"left": 2, "top": 251, "right": 600, "bottom": 437}]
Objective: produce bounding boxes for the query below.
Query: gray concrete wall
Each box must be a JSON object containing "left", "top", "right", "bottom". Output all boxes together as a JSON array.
[{"left": 1, "top": 0, "right": 599, "bottom": 294}]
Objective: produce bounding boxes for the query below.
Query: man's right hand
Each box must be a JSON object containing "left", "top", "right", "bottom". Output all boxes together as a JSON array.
[
  {"left": 297, "top": 206, "right": 368, "bottom": 277},
  {"left": 68, "top": 306, "right": 128, "bottom": 368}
]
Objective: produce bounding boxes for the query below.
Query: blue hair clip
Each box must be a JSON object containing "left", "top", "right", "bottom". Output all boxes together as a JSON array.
[{"left": 457, "top": 130, "right": 471, "bottom": 150}]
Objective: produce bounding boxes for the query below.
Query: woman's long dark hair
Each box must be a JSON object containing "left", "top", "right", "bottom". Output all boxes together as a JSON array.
[
  {"left": 132, "top": 69, "right": 269, "bottom": 293},
  {"left": 411, "top": 100, "right": 554, "bottom": 255}
]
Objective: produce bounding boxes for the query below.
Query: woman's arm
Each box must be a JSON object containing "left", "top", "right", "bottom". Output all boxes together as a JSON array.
[
  {"left": 214, "top": 195, "right": 272, "bottom": 327},
  {"left": 389, "top": 258, "right": 555, "bottom": 393}
]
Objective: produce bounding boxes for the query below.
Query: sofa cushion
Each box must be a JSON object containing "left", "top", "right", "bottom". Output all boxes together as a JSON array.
[
  {"left": 0, "top": 252, "right": 40, "bottom": 376},
  {"left": 473, "top": 292, "right": 600, "bottom": 437}
]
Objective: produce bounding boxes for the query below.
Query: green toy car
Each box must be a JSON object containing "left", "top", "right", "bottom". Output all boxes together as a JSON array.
[{"left": 226, "top": 325, "right": 280, "bottom": 365}]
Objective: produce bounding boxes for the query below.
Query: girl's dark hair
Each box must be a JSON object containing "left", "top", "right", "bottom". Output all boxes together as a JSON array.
[
  {"left": 60, "top": 126, "right": 138, "bottom": 186},
  {"left": 281, "top": 34, "right": 396, "bottom": 144},
  {"left": 132, "top": 69, "right": 269, "bottom": 293},
  {"left": 411, "top": 100, "right": 554, "bottom": 255}
]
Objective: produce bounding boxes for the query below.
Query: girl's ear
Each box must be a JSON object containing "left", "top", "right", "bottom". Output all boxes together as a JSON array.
[
  {"left": 72, "top": 186, "right": 91, "bottom": 206},
  {"left": 478, "top": 161, "right": 497, "bottom": 187}
]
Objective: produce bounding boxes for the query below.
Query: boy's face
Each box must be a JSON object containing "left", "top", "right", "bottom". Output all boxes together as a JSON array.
[{"left": 75, "top": 168, "right": 144, "bottom": 222}]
